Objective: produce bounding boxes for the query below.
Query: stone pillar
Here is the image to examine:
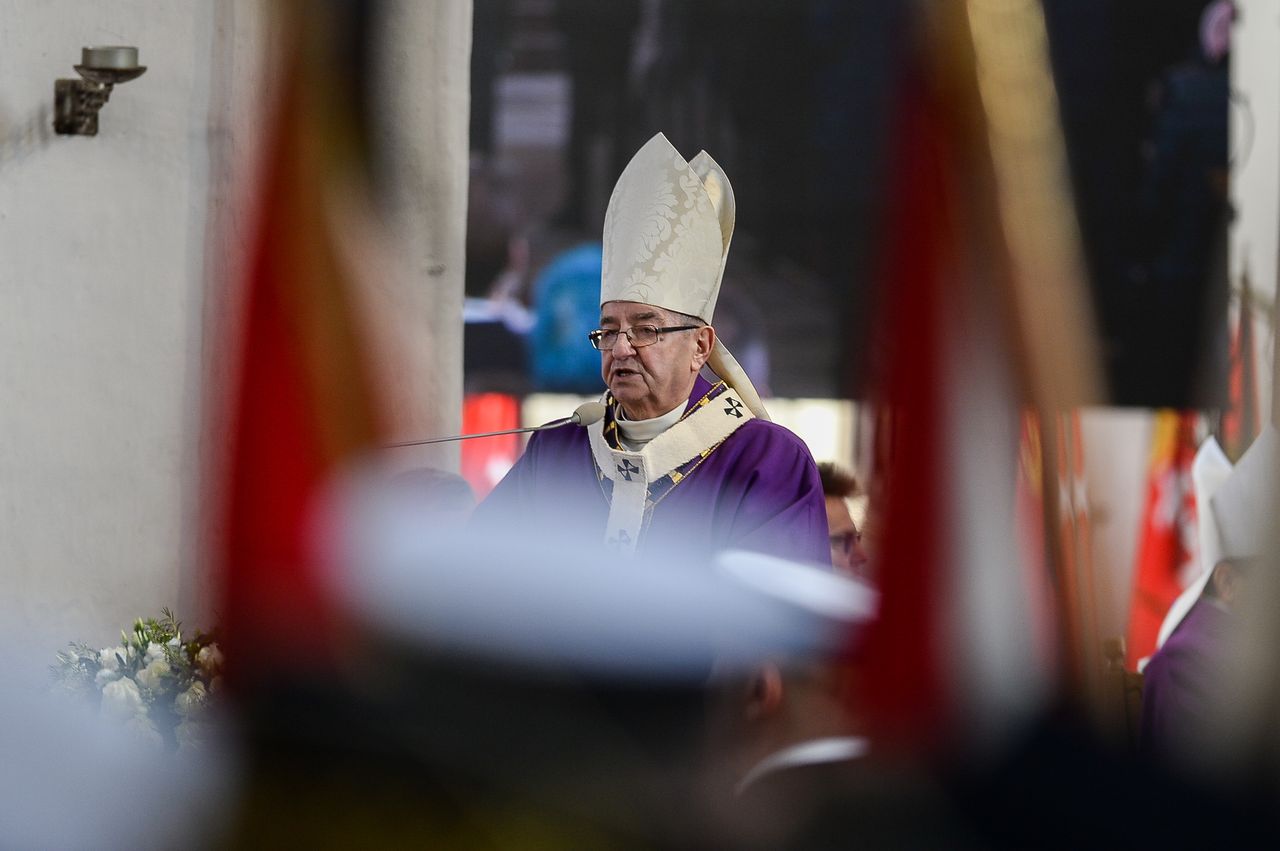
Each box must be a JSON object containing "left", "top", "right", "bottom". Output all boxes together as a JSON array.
[{"left": 371, "top": 1, "right": 471, "bottom": 472}]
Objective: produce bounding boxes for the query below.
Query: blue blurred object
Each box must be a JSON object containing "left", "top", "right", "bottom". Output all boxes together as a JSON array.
[{"left": 531, "top": 243, "right": 605, "bottom": 393}]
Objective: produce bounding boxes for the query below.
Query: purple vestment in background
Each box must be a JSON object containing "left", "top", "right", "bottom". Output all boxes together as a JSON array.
[
  {"left": 1139, "top": 597, "right": 1231, "bottom": 756},
  {"left": 472, "top": 376, "right": 830, "bottom": 565}
]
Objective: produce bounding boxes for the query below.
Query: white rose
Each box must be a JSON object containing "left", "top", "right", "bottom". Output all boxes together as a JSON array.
[
  {"left": 136, "top": 657, "right": 171, "bottom": 691},
  {"left": 94, "top": 667, "right": 121, "bottom": 687},
  {"left": 98, "top": 646, "right": 127, "bottom": 672},
  {"left": 195, "top": 644, "right": 224, "bottom": 672},
  {"left": 101, "top": 677, "right": 145, "bottom": 719},
  {"left": 173, "top": 681, "right": 208, "bottom": 717},
  {"left": 144, "top": 642, "right": 167, "bottom": 664}
]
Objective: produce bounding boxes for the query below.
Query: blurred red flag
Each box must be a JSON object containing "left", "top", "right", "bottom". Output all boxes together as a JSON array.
[
  {"left": 1125, "top": 411, "right": 1199, "bottom": 669},
  {"left": 1222, "top": 272, "right": 1259, "bottom": 460},
  {"left": 857, "top": 68, "right": 951, "bottom": 748},
  {"left": 217, "top": 23, "right": 385, "bottom": 685}
]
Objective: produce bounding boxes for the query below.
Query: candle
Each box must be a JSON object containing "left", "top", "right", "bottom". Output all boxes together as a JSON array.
[{"left": 81, "top": 46, "right": 138, "bottom": 70}]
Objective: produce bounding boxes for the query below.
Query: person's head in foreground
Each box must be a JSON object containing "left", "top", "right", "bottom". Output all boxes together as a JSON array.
[{"left": 703, "top": 552, "right": 891, "bottom": 846}]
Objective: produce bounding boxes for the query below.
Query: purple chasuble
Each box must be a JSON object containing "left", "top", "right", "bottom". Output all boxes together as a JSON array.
[
  {"left": 472, "top": 376, "right": 830, "bottom": 565},
  {"left": 1139, "top": 597, "right": 1231, "bottom": 756}
]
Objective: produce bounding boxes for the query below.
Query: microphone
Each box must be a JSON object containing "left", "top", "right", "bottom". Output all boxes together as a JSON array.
[{"left": 385, "top": 401, "right": 606, "bottom": 448}]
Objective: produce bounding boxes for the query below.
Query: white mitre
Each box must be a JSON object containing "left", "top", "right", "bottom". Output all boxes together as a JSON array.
[
  {"left": 1210, "top": 426, "right": 1278, "bottom": 560},
  {"left": 601, "top": 132, "right": 769, "bottom": 419},
  {"left": 1155, "top": 435, "right": 1232, "bottom": 649},
  {"left": 1152, "top": 430, "right": 1277, "bottom": 651}
]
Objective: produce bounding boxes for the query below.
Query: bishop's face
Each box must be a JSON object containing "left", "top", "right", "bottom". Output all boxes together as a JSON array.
[{"left": 599, "top": 301, "right": 713, "bottom": 420}]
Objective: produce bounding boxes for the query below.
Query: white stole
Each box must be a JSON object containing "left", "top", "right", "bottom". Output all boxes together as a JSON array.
[{"left": 588, "top": 388, "right": 755, "bottom": 553}]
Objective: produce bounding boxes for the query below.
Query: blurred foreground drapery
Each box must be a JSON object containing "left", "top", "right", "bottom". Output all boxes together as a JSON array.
[
  {"left": 215, "top": 3, "right": 387, "bottom": 686},
  {"left": 857, "top": 0, "right": 1105, "bottom": 752},
  {"left": 856, "top": 63, "right": 949, "bottom": 748},
  {"left": 1021, "top": 410, "right": 1096, "bottom": 692}
]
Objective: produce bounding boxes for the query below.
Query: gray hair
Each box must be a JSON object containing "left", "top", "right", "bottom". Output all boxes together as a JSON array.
[{"left": 662, "top": 307, "right": 707, "bottom": 327}]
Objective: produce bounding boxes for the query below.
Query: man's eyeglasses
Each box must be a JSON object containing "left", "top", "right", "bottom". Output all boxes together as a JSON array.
[
  {"left": 588, "top": 325, "right": 698, "bottom": 351},
  {"left": 829, "top": 530, "right": 862, "bottom": 555}
]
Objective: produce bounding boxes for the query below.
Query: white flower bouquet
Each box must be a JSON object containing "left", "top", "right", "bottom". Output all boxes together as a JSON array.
[{"left": 51, "top": 609, "right": 223, "bottom": 750}]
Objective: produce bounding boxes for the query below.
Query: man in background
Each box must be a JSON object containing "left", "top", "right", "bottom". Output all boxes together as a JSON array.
[{"left": 818, "top": 462, "right": 870, "bottom": 579}]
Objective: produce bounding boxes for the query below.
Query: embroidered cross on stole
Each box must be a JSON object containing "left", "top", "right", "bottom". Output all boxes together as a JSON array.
[{"left": 587, "top": 384, "right": 755, "bottom": 554}]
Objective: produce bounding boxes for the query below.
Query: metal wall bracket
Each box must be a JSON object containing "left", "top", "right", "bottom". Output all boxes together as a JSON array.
[
  {"left": 53, "top": 49, "right": 146, "bottom": 137},
  {"left": 54, "top": 79, "right": 112, "bottom": 136}
]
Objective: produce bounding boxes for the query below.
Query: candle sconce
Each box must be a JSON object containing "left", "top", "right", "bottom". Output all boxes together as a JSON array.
[{"left": 54, "top": 46, "right": 147, "bottom": 136}]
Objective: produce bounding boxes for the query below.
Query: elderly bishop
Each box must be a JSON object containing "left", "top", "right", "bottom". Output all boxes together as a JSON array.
[{"left": 473, "top": 133, "right": 829, "bottom": 564}]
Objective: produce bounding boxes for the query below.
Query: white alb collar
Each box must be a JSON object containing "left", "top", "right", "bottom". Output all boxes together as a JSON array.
[{"left": 615, "top": 401, "right": 686, "bottom": 450}]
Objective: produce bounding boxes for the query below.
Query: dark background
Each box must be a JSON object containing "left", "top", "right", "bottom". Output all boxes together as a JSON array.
[{"left": 467, "top": 0, "right": 1228, "bottom": 407}]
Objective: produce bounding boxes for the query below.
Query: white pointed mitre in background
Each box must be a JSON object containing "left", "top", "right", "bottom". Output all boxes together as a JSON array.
[
  {"left": 601, "top": 132, "right": 735, "bottom": 322},
  {"left": 1154, "top": 429, "right": 1279, "bottom": 652},
  {"left": 1210, "top": 426, "right": 1278, "bottom": 560},
  {"left": 1156, "top": 436, "right": 1233, "bottom": 649}
]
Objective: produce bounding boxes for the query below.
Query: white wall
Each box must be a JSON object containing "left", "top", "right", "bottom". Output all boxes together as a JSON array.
[
  {"left": 0, "top": 1, "right": 468, "bottom": 672},
  {"left": 0, "top": 1, "right": 228, "bottom": 669},
  {"left": 1231, "top": 0, "right": 1280, "bottom": 416}
]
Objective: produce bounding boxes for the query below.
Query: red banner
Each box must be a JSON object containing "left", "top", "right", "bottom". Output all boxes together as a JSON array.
[{"left": 1125, "top": 411, "right": 1199, "bottom": 669}]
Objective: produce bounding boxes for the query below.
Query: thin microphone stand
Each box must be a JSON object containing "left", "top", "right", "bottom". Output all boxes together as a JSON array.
[
  {"left": 383, "top": 402, "right": 605, "bottom": 449},
  {"left": 384, "top": 420, "right": 570, "bottom": 448}
]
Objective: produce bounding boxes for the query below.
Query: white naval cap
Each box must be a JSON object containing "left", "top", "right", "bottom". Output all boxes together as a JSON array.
[{"left": 331, "top": 471, "right": 869, "bottom": 680}]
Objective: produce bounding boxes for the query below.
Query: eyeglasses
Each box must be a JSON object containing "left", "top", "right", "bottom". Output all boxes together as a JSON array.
[
  {"left": 829, "top": 530, "right": 863, "bottom": 555},
  {"left": 587, "top": 324, "right": 698, "bottom": 351}
]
